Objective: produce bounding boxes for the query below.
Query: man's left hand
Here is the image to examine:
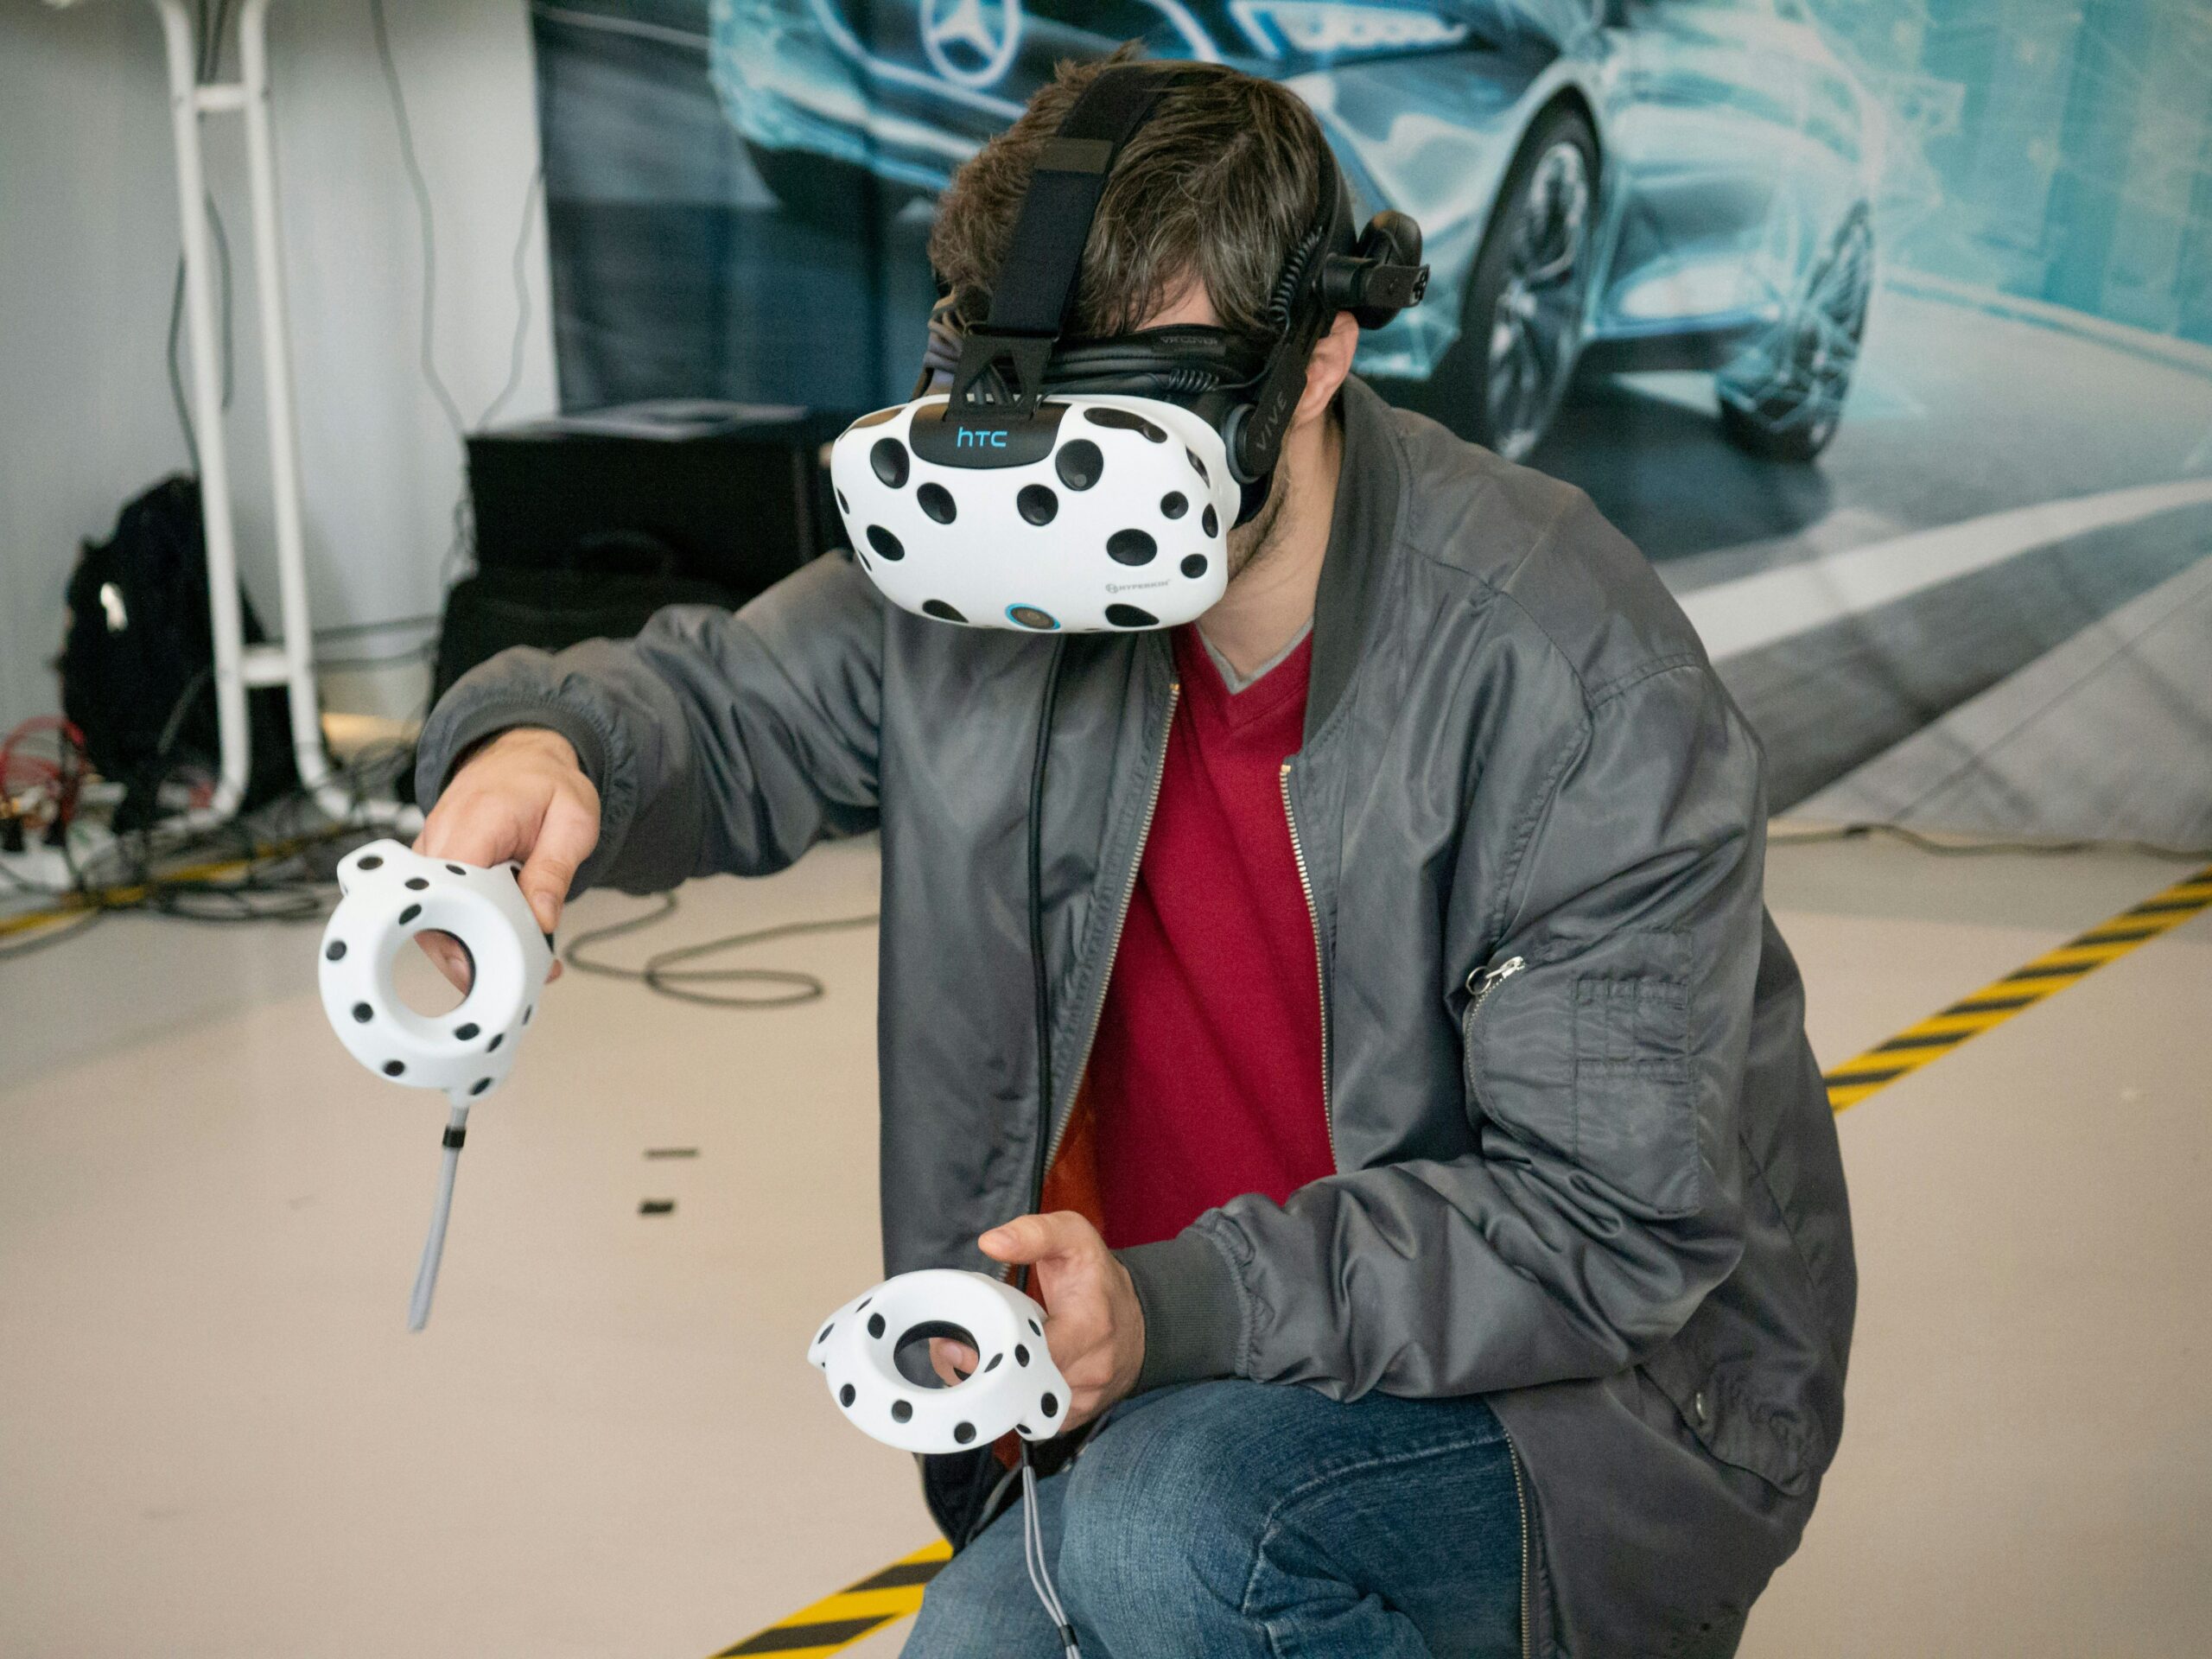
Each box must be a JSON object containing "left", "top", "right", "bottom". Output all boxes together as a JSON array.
[{"left": 978, "top": 1211, "right": 1146, "bottom": 1430}]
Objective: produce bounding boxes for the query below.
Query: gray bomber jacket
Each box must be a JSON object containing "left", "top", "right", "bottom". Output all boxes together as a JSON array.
[{"left": 418, "top": 378, "right": 1855, "bottom": 1657}]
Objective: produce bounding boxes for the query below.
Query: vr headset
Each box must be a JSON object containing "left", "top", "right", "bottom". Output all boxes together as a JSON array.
[{"left": 830, "top": 61, "right": 1429, "bottom": 634}]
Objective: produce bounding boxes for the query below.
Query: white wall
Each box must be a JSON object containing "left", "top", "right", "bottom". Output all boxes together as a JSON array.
[{"left": 0, "top": 0, "right": 557, "bottom": 733}]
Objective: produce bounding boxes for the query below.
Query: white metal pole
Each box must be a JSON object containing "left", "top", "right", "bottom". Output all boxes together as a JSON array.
[
  {"left": 237, "top": 0, "right": 356, "bottom": 818},
  {"left": 152, "top": 0, "right": 249, "bottom": 820}
]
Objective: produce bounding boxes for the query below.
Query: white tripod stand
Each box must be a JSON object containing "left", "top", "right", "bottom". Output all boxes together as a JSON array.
[{"left": 148, "top": 0, "right": 417, "bottom": 829}]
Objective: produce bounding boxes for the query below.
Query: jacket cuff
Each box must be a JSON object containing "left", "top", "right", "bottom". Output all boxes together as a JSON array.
[
  {"left": 1118, "top": 1230, "right": 1244, "bottom": 1392},
  {"left": 416, "top": 698, "right": 610, "bottom": 806}
]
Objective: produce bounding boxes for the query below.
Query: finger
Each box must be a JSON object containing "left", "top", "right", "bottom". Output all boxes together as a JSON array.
[
  {"left": 415, "top": 930, "right": 474, "bottom": 993},
  {"left": 416, "top": 804, "right": 521, "bottom": 870},
  {"left": 978, "top": 1211, "right": 1089, "bottom": 1266},
  {"left": 929, "top": 1338, "right": 978, "bottom": 1386}
]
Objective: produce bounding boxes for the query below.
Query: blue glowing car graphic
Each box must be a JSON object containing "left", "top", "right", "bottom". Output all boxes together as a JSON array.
[{"left": 709, "top": 0, "right": 1880, "bottom": 460}]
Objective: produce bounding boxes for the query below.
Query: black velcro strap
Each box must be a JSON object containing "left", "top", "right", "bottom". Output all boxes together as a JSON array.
[{"left": 986, "top": 65, "right": 1207, "bottom": 339}]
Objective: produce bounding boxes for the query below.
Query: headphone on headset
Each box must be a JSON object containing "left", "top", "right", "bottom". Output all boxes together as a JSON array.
[{"left": 830, "top": 60, "right": 1428, "bottom": 634}]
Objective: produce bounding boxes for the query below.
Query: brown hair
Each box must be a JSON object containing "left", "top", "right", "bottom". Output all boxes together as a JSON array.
[{"left": 927, "top": 52, "right": 1328, "bottom": 344}]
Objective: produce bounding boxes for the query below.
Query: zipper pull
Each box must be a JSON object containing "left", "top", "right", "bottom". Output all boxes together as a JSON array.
[{"left": 1466, "top": 955, "right": 1526, "bottom": 1016}]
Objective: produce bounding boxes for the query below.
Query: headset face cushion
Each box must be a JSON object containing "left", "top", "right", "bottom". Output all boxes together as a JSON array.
[{"left": 831, "top": 395, "right": 1238, "bottom": 632}]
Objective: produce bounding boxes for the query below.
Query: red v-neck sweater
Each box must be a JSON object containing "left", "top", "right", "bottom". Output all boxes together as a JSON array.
[{"left": 1075, "top": 623, "right": 1334, "bottom": 1250}]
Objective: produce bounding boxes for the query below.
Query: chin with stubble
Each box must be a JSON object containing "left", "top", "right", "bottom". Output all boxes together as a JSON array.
[{"left": 1224, "top": 458, "right": 1294, "bottom": 583}]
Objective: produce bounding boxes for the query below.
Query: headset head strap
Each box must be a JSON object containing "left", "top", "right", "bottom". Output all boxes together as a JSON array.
[{"left": 950, "top": 63, "right": 1209, "bottom": 416}]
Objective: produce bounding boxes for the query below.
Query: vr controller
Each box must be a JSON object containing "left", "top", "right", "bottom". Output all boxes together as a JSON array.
[
  {"left": 317, "top": 838, "right": 555, "bottom": 1329},
  {"left": 808, "top": 1269, "right": 1071, "bottom": 1454}
]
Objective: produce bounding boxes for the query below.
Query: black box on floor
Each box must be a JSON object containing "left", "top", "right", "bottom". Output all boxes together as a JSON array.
[{"left": 464, "top": 401, "right": 849, "bottom": 599}]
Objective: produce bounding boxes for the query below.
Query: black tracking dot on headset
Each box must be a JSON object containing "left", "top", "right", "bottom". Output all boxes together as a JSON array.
[
  {"left": 353, "top": 1002, "right": 373, "bottom": 1023},
  {"left": 1055, "top": 440, "right": 1104, "bottom": 491},
  {"left": 891, "top": 1400, "right": 913, "bottom": 1423},
  {"left": 1181, "top": 554, "right": 1209, "bottom": 580},
  {"left": 984, "top": 1352, "right": 1002, "bottom": 1371},
  {"left": 1028, "top": 1319, "right": 1042, "bottom": 1336},
  {"left": 1084, "top": 406, "right": 1166, "bottom": 443},
  {"left": 471, "top": 1077, "right": 493, "bottom": 1096},
  {"left": 817, "top": 1323, "right": 834, "bottom": 1345},
  {"left": 454, "top": 1023, "right": 480, "bottom": 1041},
  {"left": 405, "top": 876, "right": 429, "bottom": 891},
  {"left": 1160, "top": 492, "right": 1187, "bottom": 519},
  {"left": 836, "top": 487, "right": 849, "bottom": 513},
  {"left": 954, "top": 1421, "right": 976, "bottom": 1444},
  {"left": 1040, "top": 1392, "right": 1059, "bottom": 1418},
  {"left": 326, "top": 940, "right": 346, "bottom": 961},
  {"left": 446, "top": 863, "right": 466, "bottom": 876},
  {"left": 1203, "top": 505, "right": 1220, "bottom": 537},
  {"left": 1107, "top": 529, "right": 1157, "bottom": 566},
  {"left": 921, "top": 600, "right": 967, "bottom": 624},
  {"left": 1015, "top": 1344, "right": 1030, "bottom": 1366},
  {"left": 398, "top": 904, "right": 421, "bottom": 925},
  {"left": 384, "top": 1060, "right": 405, "bottom": 1077},
  {"left": 868, "top": 1313, "right": 887, "bottom": 1339},
  {"left": 839, "top": 1382, "right": 855, "bottom": 1407},
  {"left": 1186, "top": 448, "right": 1208, "bottom": 482},
  {"left": 918, "top": 481, "right": 957, "bottom": 524},
  {"left": 358, "top": 855, "right": 384, "bottom": 871},
  {"left": 1018, "top": 484, "right": 1058, "bottom": 525},
  {"left": 488, "top": 1033, "right": 503, "bottom": 1052},
  {"left": 870, "top": 438, "right": 910, "bottom": 488},
  {"left": 867, "top": 524, "right": 905, "bottom": 561},
  {"left": 1106, "top": 604, "right": 1159, "bottom": 628}
]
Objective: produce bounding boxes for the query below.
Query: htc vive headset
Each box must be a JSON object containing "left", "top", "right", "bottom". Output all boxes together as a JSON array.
[{"left": 830, "top": 62, "right": 1428, "bottom": 633}]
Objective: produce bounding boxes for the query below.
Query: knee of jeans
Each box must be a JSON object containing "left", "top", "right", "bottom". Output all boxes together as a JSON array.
[{"left": 1056, "top": 1394, "right": 1277, "bottom": 1623}]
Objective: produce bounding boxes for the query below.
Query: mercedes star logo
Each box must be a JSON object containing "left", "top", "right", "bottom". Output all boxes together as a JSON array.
[{"left": 919, "top": 0, "right": 1022, "bottom": 90}]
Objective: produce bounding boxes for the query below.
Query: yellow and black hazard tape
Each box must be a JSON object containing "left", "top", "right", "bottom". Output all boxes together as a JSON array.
[
  {"left": 705, "top": 859, "right": 2212, "bottom": 1659},
  {"left": 709, "top": 1541, "right": 951, "bottom": 1656},
  {"left": 1824, "top": 862, "right": 2212, "bottom": 1111}
]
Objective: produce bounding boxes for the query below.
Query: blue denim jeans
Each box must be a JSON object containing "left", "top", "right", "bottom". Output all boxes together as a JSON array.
[{"left": 903, "top": 1379, "right": 1522, "bottom": 1659}]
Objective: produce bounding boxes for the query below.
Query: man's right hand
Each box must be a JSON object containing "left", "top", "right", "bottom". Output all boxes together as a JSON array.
[{"left": 412, "top": 726, "right": 601, "bottom": 992}]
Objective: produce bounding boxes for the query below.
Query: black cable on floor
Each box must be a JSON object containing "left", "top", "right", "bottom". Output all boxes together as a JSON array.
[{"left": 563, "top": 893, "right": 879, "bottom": 1008}]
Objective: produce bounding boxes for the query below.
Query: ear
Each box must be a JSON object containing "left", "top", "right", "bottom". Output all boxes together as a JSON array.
[{"left": 1292, "top": 313, "right": 1359, "bottom": 432}]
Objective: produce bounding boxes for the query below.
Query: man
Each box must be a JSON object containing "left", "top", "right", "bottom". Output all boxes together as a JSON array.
[{"left": 414, "top": 60, "right": 1854, "bottom": 1659}]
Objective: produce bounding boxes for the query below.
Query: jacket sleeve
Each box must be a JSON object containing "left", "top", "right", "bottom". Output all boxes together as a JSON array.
[
  {"left": 1122, "top": 657, "right": 1764, "bottom": 1397},
  {"left": 413, "top": 552, "right": 883, "bottom": 893}
]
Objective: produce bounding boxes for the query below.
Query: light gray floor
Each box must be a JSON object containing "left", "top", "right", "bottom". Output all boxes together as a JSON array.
[{"left": 2, "top": 834, "right": 2209, "bottom": 1657}]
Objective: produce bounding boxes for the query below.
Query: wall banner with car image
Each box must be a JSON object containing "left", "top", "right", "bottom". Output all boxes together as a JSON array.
[{"left": 532, "top": 0, "right": 2212, "bottom": 849}]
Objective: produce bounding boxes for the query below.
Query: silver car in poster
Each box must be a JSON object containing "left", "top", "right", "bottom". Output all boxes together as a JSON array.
[{"left": 710, "top": 0, "right": 1881, "bottom": 460}]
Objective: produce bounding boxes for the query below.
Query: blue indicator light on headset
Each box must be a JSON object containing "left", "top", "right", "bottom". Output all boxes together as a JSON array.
[{"left": 1007, "top": 605, "right": 1060, "bottom": 631}]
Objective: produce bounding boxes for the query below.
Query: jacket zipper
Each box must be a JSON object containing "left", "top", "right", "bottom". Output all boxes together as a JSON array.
[
  {"left": 1280, "top": 762, "right": 1336, "bottom": 1169},
  {"left": 1506, "top": 1430, "right": 1533, "bottom": 1659},
  {"left": 1467, "top": 955, "right": 1526, "bottom": 1019},
  {"left": 1039, "top": 682, "right": 1181, "bottom": 1183},
  {"left": 1475, "top": 954, "right": 1533, "bottom": 1656}
]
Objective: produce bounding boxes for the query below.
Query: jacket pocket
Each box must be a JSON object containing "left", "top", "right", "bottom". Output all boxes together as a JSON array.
[
  {"left": 1572, "top": 969, "right": 1699, "bottom": 1217},
  {"left": 1641, "top": 1325, "right": 1816, "bottom": 1497},
  {"left": 1466, "top": 931, "right": 1700, "bottom": 1220}
]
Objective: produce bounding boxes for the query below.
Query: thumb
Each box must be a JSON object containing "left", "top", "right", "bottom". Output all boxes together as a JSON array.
[
  {"left": 978, "top": 1212, "right": 1082, "bottom": 1266},
  {"left": 518, "top": 819, "right": 589, "bottom": 936}
]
